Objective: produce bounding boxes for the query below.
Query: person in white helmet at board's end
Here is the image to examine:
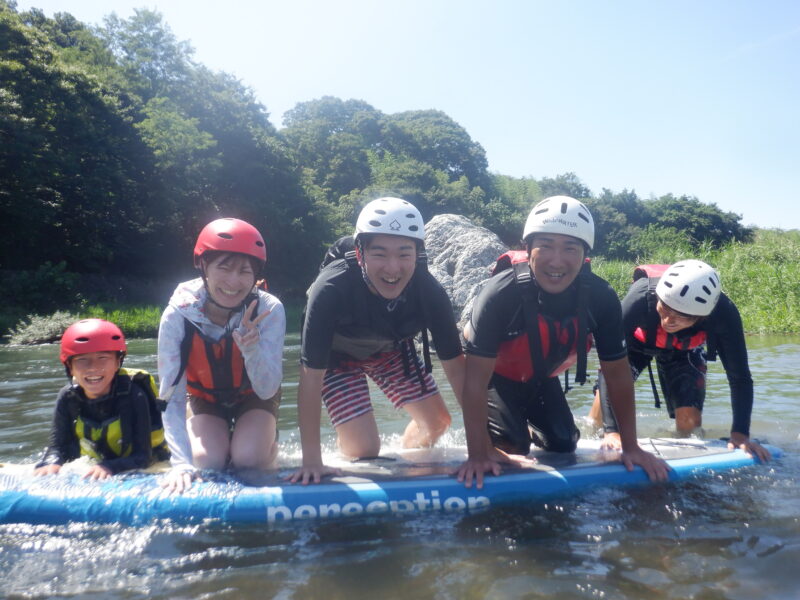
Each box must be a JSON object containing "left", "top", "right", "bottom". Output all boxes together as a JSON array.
[{"left": 589, "top": 259, "right": 770, "bottom": 462}]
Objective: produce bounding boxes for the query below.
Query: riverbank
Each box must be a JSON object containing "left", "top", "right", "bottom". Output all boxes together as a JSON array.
[
  {"left": 5, "top": 301, "right": 307, "bottom": 344},
  {"left": 5, "top": 228, "right": 799, "bottom": 343}
]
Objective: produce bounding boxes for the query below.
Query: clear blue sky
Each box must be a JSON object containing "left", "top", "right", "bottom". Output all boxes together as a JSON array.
[{"left": 15, "top": 0, "right": 800, "bottom": 229}]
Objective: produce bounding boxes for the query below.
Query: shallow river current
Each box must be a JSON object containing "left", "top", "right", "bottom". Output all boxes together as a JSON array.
[{"left": 1, "top": 334, "right": 798, "bottom": 599}]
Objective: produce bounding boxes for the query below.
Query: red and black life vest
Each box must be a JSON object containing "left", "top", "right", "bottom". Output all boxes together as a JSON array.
[
  {"left": 167, "top": 293, "right": 261, "bottom": 409},
  {"left": 632, "top": 264, "right": 712, "bottom": 356},
  {"left": 492, "top": 251, "right": 593, "bottom": 384},
  {"left": 184, "top": 325, "right": 257, "bottom": 407}
]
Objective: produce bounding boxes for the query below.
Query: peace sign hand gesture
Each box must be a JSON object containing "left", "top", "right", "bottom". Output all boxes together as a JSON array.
[{"left": 233, "top": 299, "right": 270, "bottom": 349}]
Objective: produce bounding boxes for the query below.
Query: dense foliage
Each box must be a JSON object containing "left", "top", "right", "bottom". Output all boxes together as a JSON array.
[{"left": 1, "top": 2, "right": 764, "bottom": 335}]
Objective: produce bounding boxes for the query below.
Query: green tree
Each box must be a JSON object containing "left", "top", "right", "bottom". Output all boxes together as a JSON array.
[
  {"left": 97, "top": 8, "right": 193, "bottom": 102},
  {"left": 538, "top": 172, "right": 592, "bottom": 199},
  {"left": 1, "top": 4, "right": 164, "bottom": 276},
  {"left": 645, "top": 194, "right": 753, "bottom": 249},
  {"left": 384, "top": 109, "right": 491, "bottom": 192}
]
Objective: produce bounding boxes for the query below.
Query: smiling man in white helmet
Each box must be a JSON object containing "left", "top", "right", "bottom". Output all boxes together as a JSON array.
[
  {"left": 457, "top": 196, "right": 670, "bottom": 488},
  {"left": 590, "top": 259, "right": 770, "bottom": 462},
  {"left": 291, "top": 197, "right": 466, "bottom": 484}
]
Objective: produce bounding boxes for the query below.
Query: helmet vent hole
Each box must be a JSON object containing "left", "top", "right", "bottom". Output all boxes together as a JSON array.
[
  {"left": 256, "top": 241, "right": 265, "bottom": 247},
  {"left": 578, "top": 213, "right": 590, "bottom": 223},
  {"left": 111, "top": 335, "right": 121, "bottom": 340},
  {"left": 409, "top": 225, "right": 419, "bottom": 232},
  {"left": 368, "top": 220, "right": 382, "bottom": 227},
  {"left": 406, "top": 213, "right": 416, "bottom": 218},
  {"left": 663, "top": 281, "right": 673, "bottom": 288},
  {"left": 709, "top": 277, "right": 717, "bottom": 288},
  {"left": 702, "top": 285, "right": 711, "bottom": 295},
  {"left": 375, "top": 209, "right": 387, "bottom": 215},
  {"left": 695, "top": 297, "right": 707, "bottom": 304},
  {"left": 679, "top": 285, "right": 689, "bottom": 297},
  {"left": 76, "top": 337, "right": 90, "bottom": 343},
  {"left": 560, "top": 203, "right": 568, "bottom": 213},
  {"left": 534, "top": 208, "right": 548, "bottom": 215},
  {"left": 217, "top": 233, "right": 234, "bottom": 240}
]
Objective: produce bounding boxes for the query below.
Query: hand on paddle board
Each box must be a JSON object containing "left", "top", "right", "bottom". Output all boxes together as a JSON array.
[
  {"left": 455, "top": 447, "right": 536, "bottom": 489},
  {"left": 287, "top": 463, "right": 343, "bottom": 485},
  {"left": 232, "top": 300, "right": 270, "bottom": 349},
  {"left": 621, "top": 446, "right": 671, "bottom": 481},
  {"left": 160, "top": 466, "right": 201, "bottom": 494},
  {"left": 728, "top": 432, "right": 771, "bottom": 462},
  {"left": 84, "top": 464, "right": 112, "bottom": 481},
  {"left": 33, "top": 464, "right": 61, "bottom": 476}
]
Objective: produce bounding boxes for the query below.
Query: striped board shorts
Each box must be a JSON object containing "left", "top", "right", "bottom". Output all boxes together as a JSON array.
[{"left": 322, "top": 348, "right": 439, "bottom": 426}]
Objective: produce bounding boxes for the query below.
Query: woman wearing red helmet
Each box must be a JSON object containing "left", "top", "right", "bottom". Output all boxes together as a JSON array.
[
  {"left": 35, "top": 319, "right": 167, "bottom": 479},
  {"left": 157, "top": 218, "right": 285, "bottom": 493}
]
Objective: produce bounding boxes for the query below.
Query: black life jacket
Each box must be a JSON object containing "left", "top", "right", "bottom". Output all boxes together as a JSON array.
[{"left": 491, "top": 250, "right": 593, "bottom": 386}]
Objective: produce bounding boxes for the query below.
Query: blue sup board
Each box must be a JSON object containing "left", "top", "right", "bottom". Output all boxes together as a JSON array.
[{"left": 0, "top": 438, "right": 781, "bottom": 526}]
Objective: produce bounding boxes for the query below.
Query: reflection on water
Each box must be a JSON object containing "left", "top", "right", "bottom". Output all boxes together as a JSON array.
[{"left": 1, "top": 335, "right": 799, "bottom": 599}]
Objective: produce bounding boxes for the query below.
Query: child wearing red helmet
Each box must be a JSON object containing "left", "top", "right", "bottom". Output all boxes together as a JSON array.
[
  {"left": 157, "top": 218, "right": 285, "bottom": 493},
  {"left": 35, "top": 319, "right": 167, "bottom": 480}
]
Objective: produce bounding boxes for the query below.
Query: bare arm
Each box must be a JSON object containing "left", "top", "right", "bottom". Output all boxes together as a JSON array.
[
  {"left": 439, "top": 354, "right": 466, "bottom": 407},
  {"left": 289, "top": 365, "right": 341, "bottom": 484},
  {"left": 602, "top": 357, "right": 671, "bottom": 481},
  {"left": 454, "top": 354, "right": 504, "bottom": 488}
]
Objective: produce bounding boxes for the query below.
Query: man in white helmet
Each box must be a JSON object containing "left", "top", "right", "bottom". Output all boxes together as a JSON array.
[
  {"left": 291, "top": 197, "right": 466, "bottom": 484},
  {"left": 589, "top": 260, "right": 770, "bottom": 462},
  {"left": 456, "top": 196, "right": 670, "bottom": 488}
]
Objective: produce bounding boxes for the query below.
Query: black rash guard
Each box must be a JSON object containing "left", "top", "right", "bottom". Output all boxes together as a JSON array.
[
  {"left": 36, "top": 376, "right": 154, "bottom": 474},
  {"left": 301, "top": 259, "right": 463, "bottom": 370},
  {"left": 622, "top": 277, "right": 754, "bottom": 435},
  {"left": 466, "top": 266, "right": 628, "bottom": 366}
]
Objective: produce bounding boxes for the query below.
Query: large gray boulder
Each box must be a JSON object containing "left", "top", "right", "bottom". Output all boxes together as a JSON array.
[{"left": 424, "top": 214, "right": 508, "bottom": 326}]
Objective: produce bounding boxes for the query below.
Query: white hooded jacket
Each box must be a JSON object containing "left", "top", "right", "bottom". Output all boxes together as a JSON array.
[{"left": 157, "top": 277, "right": 285, "bottom": 469}]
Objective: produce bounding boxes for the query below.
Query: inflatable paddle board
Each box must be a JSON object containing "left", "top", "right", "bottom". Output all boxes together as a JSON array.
[{"left": 0, "top": 438, "right": 781, "bottom": 526}]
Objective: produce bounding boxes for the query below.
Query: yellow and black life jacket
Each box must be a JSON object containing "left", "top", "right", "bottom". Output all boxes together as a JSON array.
[{"left": 72, "top": 368, "right": 168, "bottom": 461}]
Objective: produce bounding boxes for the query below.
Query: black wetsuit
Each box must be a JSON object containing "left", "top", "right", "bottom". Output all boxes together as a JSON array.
[{"left": 599, "top": 277, "right": 754, "bottom": 435}]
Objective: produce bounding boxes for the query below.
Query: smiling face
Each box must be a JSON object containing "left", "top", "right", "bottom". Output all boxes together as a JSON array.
[
  {"left": 528, "top": 233, "right": 585, "bottom": 295},
  {"left": 656, "top": 299, "right": 701, "bottom": 333},
  {"left": 203, "top": 253, "right": 257, "bottom": 309},
  {"left": 69, "top": 351, "right": 122, "bottom": 399},
  {"left": 361, "top": 234, "right": 418, "bottom": 299}
]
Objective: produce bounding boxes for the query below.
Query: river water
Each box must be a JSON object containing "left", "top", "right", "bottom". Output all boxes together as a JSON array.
[{"left": 1, "top": 335, "right": 798, "bottom": 599}]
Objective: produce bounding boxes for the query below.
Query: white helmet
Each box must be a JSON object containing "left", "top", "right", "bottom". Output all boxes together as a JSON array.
[
  {"left": 354, "top": 197, "right": 425, "bottom": 241},
  {"left": 655, "top": 259, "right": 721, "bottom": 317},
  {"left": 523, "top": 196, "right": 594, "bottom": 250}
]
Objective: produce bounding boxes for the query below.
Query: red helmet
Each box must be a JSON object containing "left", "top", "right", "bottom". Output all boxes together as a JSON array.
[
  {"left": 60, "top": 319, "right": 127, "bottom": 365},
  {"left": 193, "top": 218, "right": 267, "bottom": 268}
]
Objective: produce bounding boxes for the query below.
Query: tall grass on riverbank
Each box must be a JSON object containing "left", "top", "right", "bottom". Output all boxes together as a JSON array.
[{"left": 593, "top": 229, "right": 800, "bottom": 333}]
